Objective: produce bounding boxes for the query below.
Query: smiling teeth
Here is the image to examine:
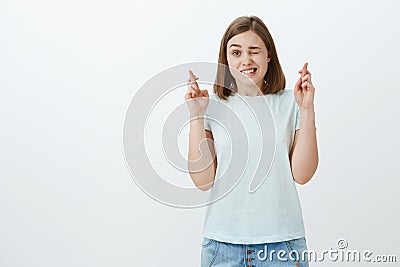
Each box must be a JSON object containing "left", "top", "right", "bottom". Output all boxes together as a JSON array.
[{"left": 241, "top": 69, "right": 255, "bottom": 74}]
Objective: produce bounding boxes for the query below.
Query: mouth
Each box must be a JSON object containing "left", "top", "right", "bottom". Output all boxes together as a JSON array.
[{"left": 240, "top": 68, "right": 257, "bottom": 76}]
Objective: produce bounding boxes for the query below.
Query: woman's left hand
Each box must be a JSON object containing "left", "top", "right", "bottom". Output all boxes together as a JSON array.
[{"left": 294, "top": 62, "right": 315, "bottom": 110}]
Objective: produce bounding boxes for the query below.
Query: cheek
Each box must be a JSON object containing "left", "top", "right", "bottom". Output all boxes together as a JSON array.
[
  {"left": 226, "top": 56, "right": 235, "bottom": 67},
  {"left": 256, "top": 65, "right": 268, "bottom": 79},
  {"left": 258, "top": 58, "right": 269, "bottom": 72},
  {"left": 260, "top": 66, "right": 268, "bottom": 77},
  {"left": 226, "top": 57, "right": 231, "bottom": 66}
]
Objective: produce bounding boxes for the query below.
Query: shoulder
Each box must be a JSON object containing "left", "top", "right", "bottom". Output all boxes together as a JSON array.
[
  {"left": 208, "top": 93, "right": 229, "bottom": 106},
  {"left": 280, "top": 89, "right": 294, "bottom": 99},
  {"left": 205, "top": 93, "right": 223, "bottom": 116},
  {"left": 208, "top": 93, "right": 219, "bottom": 101},
  {"left": 208, "top": 92, "right": 226, "bottom": 102},
  {"left": 270, "top": 89, "right": 296, "bottom": 105}
]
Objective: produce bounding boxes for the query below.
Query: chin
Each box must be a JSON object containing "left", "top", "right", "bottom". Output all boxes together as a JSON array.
[
  {"left": 241, "top": 78, "right": 260, "bottom": 87},
  {"left": 238, "top": 77, "right": 260, "bottom": 87}
]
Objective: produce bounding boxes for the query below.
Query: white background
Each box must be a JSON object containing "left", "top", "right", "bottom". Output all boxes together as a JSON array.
[{"left": 1, "top": 0, "right": 399, "bottom": 266}]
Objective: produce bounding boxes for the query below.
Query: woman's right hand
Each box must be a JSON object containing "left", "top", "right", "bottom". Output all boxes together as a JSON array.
[{"left": 184, "top": 70, "right": 209, "bottom": 116}]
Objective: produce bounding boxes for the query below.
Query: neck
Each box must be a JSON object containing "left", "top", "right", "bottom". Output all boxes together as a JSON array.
[{"left": 235, "top": 81, "right": 264, "bottom": 96}]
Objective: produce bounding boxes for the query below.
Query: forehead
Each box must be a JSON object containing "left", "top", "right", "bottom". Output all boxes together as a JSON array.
[{"left": 227, "top": 30, "right": 266, "bottom": 49}]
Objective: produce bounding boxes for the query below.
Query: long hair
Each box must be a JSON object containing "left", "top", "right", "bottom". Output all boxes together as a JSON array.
[{"left": 214, "top": 16, "right": 286, "bottom": 100}]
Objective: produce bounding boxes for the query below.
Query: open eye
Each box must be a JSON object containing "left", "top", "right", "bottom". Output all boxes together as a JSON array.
[{"left": 232, "top": 50, "right": 241, "bottom": 56}]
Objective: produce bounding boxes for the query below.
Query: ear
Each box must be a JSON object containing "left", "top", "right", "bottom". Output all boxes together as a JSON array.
[{"left": 266, "top": 57, "right": 271, "bottom": 63}]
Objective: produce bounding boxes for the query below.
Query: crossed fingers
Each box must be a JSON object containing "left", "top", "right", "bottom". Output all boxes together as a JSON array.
[
  {"left": 187, "top": 70, "right": 201, "bottom": 98},
  {"left": 298, "top": 62, "right": 313, "bottom": 89}
]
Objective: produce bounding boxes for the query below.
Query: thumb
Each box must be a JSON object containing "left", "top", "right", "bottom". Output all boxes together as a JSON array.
[{"left": 201, "top": 89, "right": 209, "bottom": 97}]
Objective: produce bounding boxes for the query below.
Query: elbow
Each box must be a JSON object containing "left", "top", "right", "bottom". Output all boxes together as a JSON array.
[
  {"left": 195, "top": 181, "right": 213, "bottom": 191},
  {"left": 189, "top": 172, "right": 215, "bottom": 191},
  {"left": 292, "top": 163, "right": 318, "bottom": 185},
  {"left": 293, "top": 176, "right": 311, "bottom": 185},
  {"left": 188, "top": 158, "right": 217, "bottom": 192},
  {"left": 293, "top": 170, "right": 315, "bottom": 184},
  {"left": 290, "top": 150, "right": 319, "bottom": 182}
]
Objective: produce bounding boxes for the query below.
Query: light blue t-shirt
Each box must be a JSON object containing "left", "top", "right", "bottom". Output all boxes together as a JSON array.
[{"left": 202, "top": 89, "right": 306, "bottom": 244}]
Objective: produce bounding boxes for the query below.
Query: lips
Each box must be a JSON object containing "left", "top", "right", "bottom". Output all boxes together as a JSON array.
[{"left": 240, "top": 68, "right": 257, "bottom": 75}]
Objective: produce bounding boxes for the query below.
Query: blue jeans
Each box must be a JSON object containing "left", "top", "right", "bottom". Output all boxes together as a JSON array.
[{"left": 201, "top": 236, "right": 309, "bottom": 267}]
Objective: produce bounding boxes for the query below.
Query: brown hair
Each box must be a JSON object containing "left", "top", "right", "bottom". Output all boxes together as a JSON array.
[{"left": 213, "top": 16, "right": 286, "bottom": 100}]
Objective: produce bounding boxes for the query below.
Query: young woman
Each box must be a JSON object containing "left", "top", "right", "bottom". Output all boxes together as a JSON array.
[{"left": 185, "top": 15, "right": 318, "bottom": 267}]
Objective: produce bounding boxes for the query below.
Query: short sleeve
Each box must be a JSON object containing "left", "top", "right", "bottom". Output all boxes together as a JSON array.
[
  {"left": 295, "top": 103, "right": 301, "bottom": 131},
  {"left": 295, "top": 102, "right": 317, "bottom": 131},
  {"left": 204, "top": 111, "right": 211, "bottom": 132},
  {"left": 204, "top": 92, "right": 214, "bottom": 132}
]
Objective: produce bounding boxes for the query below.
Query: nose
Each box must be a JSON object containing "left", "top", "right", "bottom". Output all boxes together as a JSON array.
[{"left": 242, "top": 53, "right": 253, "bottom": 66}]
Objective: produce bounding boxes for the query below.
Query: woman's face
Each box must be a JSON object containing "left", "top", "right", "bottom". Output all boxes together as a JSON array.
[{"left": 226, "top": 30, "right": 270, "bottom": 89}]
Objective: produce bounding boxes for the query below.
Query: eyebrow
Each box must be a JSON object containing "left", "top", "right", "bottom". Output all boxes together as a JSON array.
[{"left": 229, "top": 44, "right": 261, "bottom": 49}]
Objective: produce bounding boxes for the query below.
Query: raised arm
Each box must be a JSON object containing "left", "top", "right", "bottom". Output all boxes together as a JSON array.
[
  {"left": 185, "top": 70, "right": 217, "bottom": 191},
  {"left": 290, "top": 63, "right": 319, "bottom": 185}
]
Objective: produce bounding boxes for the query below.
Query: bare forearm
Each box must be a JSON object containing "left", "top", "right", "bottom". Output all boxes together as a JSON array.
[
  {"left": 291, "top": 109, "right": 319, "bottom": 184},
  {"left": 187, "top": 114, "right": 216, "bottom": 191}
]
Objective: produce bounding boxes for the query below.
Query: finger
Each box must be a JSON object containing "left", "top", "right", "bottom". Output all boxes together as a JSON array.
[
  {"left": 188, "top": 70, "right": 200, "bottom": 91},
  {"left": 188, "top": 70, "right": 196, "bottom": 86},
  {"left": 189, "top": 70, "right": 199, "bottom": 82},
  {"left": 187, "top": 83, "right": 197, "bottom": 92},
  {"left": 187, "top": 81, "right": 199, "bottom": 89},
  {"left": 189, "top": 85, "right": 197, "bottom": 96},
  {"left": 187, "top": 77, "right": 196, "bottom": 84},
  {"left": 298, "top": 70, "right": 311, "bottom": 75},
  {"left": 187, "top": 85, "right": 194, "bottom": 94},
  {"left": 303, "top": 62, "right": 308, "bottom": 72},
  {"left": 187, "top": 77, "right": 199, "bottom": 82},
  {"left": 301, "top": 74, "right": 312, "bottom": 83},
  {"left": 200, "top": 89, "right": 209, "bottom": 97},
  {"left": 294, "top": 77, "right": 302, "bottom": 92},
  {"left": 301, "top": 81, "right": 307, "bottom": 89},
  {"left": 301, "top": 62, "right": 308, "bottom": 78},
  {"left": 190, "top": 88, "right": 198, "bottom": 97},
  {"left": 187, "top": 80, "right": 200, "bottom": 92},
  {"left": 185, "top": 90, "right": 194, "bottom": 100},
  {"left": 187, "top": 77, "right": 194, "bottom": 87},
  {"left": 187, "top": 83, "right": 195, "bottom": 96},
  {"left": 189, "top": 69, "right": 199, "bottom": 80},
  {"left": 298, "top": 63, "right": 309, "bottom": 75},
  {"left": 190, "top": 84, "right": 200, "bottom": 95},
  {"left": 301, "top": 81, "right": 313, "bottom": 89},
  {"left": 192, "top": 72, "right": 199, "bottom": 80}
]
